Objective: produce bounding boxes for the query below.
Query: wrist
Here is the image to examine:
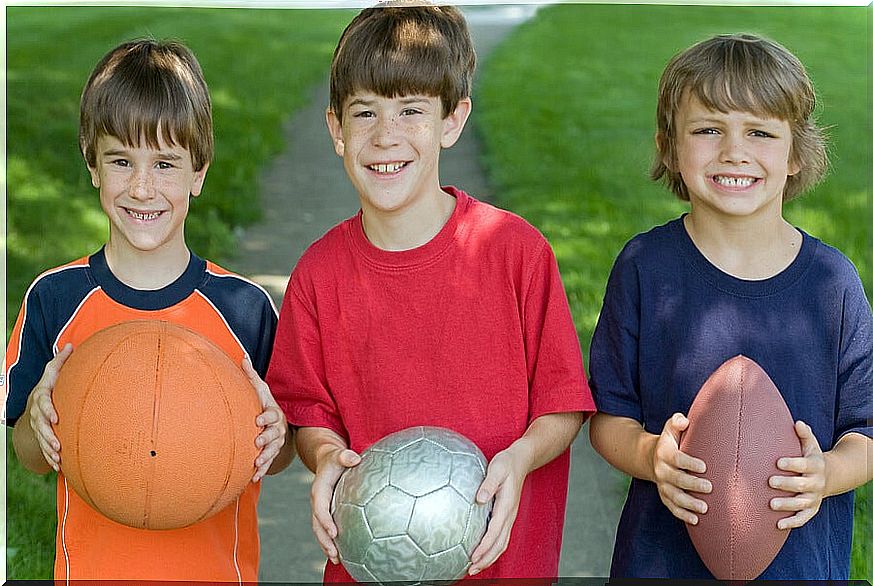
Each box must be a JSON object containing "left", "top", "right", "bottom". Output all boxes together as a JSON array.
[
  {"left": 642, "top": 432, "right": 659, "bottom": 483},
  {"left": 507, "top": 436, "right": 536, "bottom": 476}
]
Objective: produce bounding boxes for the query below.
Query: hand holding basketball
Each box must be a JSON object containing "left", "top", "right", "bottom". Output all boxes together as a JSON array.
[
  {"left": 242, "top": 357, "right": 287, "bottom": 483},
  {"left": 652, "top": 412, "right": 712, "bottom": 525},
  {"left": 768, "top": 420, "right": 826, "bottom": 529},
  {"left": 25, "top": 343, "right": 73, "bottom": 471}
]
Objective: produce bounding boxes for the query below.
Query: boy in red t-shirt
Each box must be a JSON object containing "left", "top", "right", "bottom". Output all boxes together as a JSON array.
[{"left": 266, "top": 4, "right": 595, "bottom": 582}]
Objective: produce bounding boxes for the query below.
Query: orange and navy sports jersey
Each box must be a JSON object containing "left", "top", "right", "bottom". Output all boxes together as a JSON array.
[{"left": 3, "top": 248, "right": 277, "bottom": 582}]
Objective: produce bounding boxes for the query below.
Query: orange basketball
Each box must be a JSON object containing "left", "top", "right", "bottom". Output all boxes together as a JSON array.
[{"left": 52, "top": 320, "right": 261, "bottom": 530}]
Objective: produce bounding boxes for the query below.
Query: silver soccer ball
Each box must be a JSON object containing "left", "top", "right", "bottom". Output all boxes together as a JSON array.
[{"left": 331, "top": 426, "right": 493, "bottom": 585}]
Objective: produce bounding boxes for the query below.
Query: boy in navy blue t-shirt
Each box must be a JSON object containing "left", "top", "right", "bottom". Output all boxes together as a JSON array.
[{"left": 588, "top": 34, "right": 872, "bottom": 579}]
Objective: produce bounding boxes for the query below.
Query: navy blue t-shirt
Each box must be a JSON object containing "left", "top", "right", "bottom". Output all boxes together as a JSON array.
[{"left": 589, "top": 217, "right": 872, "bottom": 579}]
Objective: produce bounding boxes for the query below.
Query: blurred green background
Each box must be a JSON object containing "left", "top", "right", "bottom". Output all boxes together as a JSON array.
[{"left": 5, "top": 3, "right": 870, "bottom": 580}]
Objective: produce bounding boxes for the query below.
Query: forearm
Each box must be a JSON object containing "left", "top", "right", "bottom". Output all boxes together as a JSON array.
[
  {"left": 589, "top": 412, "right": 657, "bottom": 482},
  {"left": 296, "top": 426, "right": 348, "bottom": 473},
  {"left": 823, "top": 432, "right": 873, "bottom": 497},
  {"left": 12, "top": 418, "right": 52, "bottom": 475},
  {"left": 267, "top": 424, "right": 297, "bottom": 475},
  {"left": 509, "top": 411, "right": 584, "bottom": 475}
]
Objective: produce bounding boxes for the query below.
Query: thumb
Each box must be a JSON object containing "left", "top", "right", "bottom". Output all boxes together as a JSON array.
[
  {"left": 665, "top": 412, "right": 689, "bottom": 436},
  {"left": 476, "top": 463, "right": 503, "bottom": 504},
  {"left": 337, "top": 449, "right": 361, "bottom": 468},
  {"left": 795, "top": 420, "right": 822, "bottom": 456}
]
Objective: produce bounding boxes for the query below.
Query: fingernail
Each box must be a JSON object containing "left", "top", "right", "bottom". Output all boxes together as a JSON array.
[{"left": 469, "top": 568, "right": 480, "bottom": 576}]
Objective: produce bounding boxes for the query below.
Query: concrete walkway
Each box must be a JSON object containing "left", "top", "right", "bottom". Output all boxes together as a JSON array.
[{"left": 232, "top": 7, "right": 624, "bottom": 582}]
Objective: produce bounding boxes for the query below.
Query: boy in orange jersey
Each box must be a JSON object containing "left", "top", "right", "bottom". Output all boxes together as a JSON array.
[{"left": 3, "top": 39, "right": 293, "bottom": 581}]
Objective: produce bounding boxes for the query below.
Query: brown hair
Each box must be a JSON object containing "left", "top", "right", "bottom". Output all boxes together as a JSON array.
[
  {"left": 652, "top": 33, "right": 828, "bottom": 201},
  {"left": 329, "top": 2, "right": 476, "bottom": 122},
  {"left": 79, "top": 39, "right": 213, "bottom": 171}
]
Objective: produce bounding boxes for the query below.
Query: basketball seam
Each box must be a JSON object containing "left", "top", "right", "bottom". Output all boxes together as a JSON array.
[{"left": 144, "top": 325, "right": 165, "bottom": 528}]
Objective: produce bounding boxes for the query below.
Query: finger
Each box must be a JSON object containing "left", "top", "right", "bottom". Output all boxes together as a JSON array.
[
  {"left": 311, "top": 480, "right": 340, "bottom": 539},
  {"left": 775, "top": 456, "right": 822, "bottom": 475},
  {"left": 769, "top": 474, "right": 817, "bottom": 493},
  {"left": 770, "top": 494, "right": 817, "bottom": 513},
  {"left": 311, "top": 514, "right": 339, "bottom": 562},
  {"left": 469, "top": 525, "right": 510, "bottom": 574},
  {"left": 241, "top": 356, "right": 273, "bottom": 406},
  {"left": 775, "top": 506, "right": 817, "bottom": 530},
  {"left": 255, "top": 422, "right": 283, "bottom": 448},
  {"left": 256, "top": 406, "right": 282, "bottom": 428},
  {"left": 252, "top": 440, "right": 282, "bottom": 482},
  {"left": 664, "top": 483, "right": 708, "bottom": 514},
  {"left": 671, "top": 469, "right": 711, "bottom": 494},
  {"left": 673, "top": 450, "right": 707, "bottom": 475}
]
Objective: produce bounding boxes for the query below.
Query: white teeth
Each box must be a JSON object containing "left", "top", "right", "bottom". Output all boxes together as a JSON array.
[
  {"left": 714, "top": 175, "right": 756, "bottom": 187},
  {"left": 128, "top": 210, "right": 161, "bottom": 220},
  {"left": 369, "top": 162, "right": 406, "bottom": 174}
]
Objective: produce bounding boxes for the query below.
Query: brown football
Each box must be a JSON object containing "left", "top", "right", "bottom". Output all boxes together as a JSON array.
[{"left": 679, "top": 355, "right": 802, "bottom": 580}]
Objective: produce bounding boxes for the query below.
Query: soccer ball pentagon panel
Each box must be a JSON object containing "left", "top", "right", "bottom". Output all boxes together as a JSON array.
[{"left": 331, "top": 426, "right": 493, "bottom": 585}]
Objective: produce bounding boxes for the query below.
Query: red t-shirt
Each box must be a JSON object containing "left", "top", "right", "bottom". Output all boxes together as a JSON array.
[{"left": 268, "top": 187, "right": 595, "bottom": 581}]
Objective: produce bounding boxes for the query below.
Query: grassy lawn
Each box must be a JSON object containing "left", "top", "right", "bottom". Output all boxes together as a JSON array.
[
  {"left": 476, "top": 4, "right": 869, "bottom": 580},
  {"left": 6, "top": 7, "right": 351, "bottom": 578}
]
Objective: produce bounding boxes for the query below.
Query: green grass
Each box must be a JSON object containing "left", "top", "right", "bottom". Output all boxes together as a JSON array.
[
  {"left": 476, "top": 4, "right": 869, "bottom": 581},
  {"left": 6, "top": 7, "right": 352, "bottom": 578}
]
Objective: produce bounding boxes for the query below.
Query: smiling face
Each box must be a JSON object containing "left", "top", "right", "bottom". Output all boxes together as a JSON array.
[
  {"left": 89, "top": 132, "right": 208, "bottom": 260},
  {"left": 326, "top": 93, "right": 470, "bottom": 218},
  {"left": 673, "top": 93, "right": 799, "bottom": 222}
]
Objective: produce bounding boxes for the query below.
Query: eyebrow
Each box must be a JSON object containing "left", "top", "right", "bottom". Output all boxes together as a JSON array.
[{"left": 101, "top": 148, "right": 184, "bottom": 160}]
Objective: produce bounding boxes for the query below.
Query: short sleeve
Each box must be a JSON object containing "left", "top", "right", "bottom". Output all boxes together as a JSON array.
[
  {"left": 266, "top": 271, "right": 348, "bottom": 439},
  {"left": 4, "top": 284, "right": 55, "bottom": 427},
  {"left": 588, "top": 242, "right": 643, "bottom": 422},
  {"left": 834, "top": 271, "right": 873, "bottom": 440},
  {"left": 522, "top": 242, "right": 595, "bottom": 421},
  {"left": 248, "top": 297, "right": 278, "bottom": 380}
]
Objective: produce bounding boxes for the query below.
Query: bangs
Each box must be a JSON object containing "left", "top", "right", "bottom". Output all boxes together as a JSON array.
[
  {"left": 93, "top": 79, "right": 197, "bottom": 153},
  {"left": 341, "top": 22, "right": 454, "bottom": 103},
  {"left": 330, "top": 6, "right": 474, "bottom": 119},
  {"left": 683, "top": 35, "right": 814, "bottom": 123}
]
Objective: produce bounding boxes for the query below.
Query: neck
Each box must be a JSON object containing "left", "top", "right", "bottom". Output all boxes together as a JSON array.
[
  {"left": 361, "top": 187, "right": 456, "bottom": 251},
  {"left": 684, "top": 210, "right": 802, "bottom": 280},
  {"left": 104, "top": 239, "right": 191, "bottom": 290}
]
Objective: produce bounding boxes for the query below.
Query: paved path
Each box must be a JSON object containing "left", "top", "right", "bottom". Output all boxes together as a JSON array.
[{"left": 232, "top": 7, "right": 624, "bottom": 582}]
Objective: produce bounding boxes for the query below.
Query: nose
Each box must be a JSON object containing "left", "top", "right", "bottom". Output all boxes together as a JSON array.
[
  {"left": 129, "top": 167, "right": 155, "bottom": 200},
  {"left": 719, "top": 133, "right": 750, "bottom": 165},
  {"left": 372, "top": 114, "right": 400, "bottom": 148}
]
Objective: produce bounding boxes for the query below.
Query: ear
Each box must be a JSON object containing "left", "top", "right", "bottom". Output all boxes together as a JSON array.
[
  {"left": 87, "top": 164, "right": 100, "bottom": 189},
  {"left": 440, "top": 97, "right": 472, "bottom": 149},
  {"left": 190, "top": 162, "right": 210, "bottom": 198},
  {"left": 787, "top": 155, "right": 801, "bottom": 177},
  {"left": 325, "top": 108, "right": 345, "bottom": 157}
]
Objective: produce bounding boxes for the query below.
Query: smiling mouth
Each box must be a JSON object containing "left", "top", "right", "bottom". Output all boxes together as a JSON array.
[
  {"left": 367, "top": 162, "right": 408, "bottom": 174},
  {"left": 712, "top": 175, "right": 759, "bottom": 188},
  {"left": 125, "top": 208, "right": 164, "bottom": 221}
]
